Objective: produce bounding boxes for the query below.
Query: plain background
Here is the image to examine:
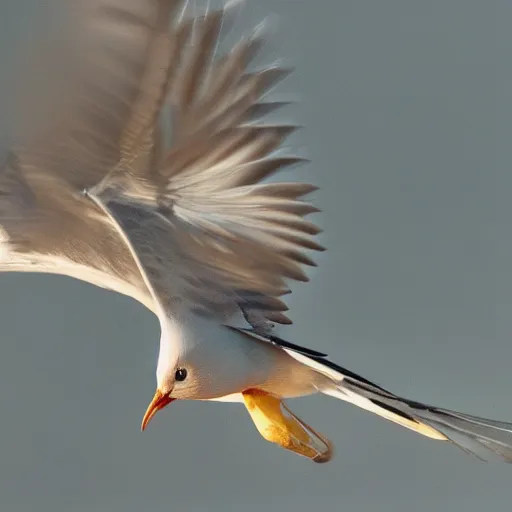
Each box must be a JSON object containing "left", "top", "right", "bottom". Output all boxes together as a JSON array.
[{"left": 1, "top": 1, "right": 511, "bottom": 510}]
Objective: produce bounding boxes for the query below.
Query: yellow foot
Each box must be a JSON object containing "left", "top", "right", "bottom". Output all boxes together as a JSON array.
[{"left": 242, "top": 389, "right": 333, "bottom": 463}]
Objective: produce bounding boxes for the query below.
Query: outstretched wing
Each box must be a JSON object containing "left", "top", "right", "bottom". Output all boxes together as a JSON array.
[
  {"left": 91, "top": 0, "right": 324, "bottom": 325},
  {"left": 12, "top": 0, "right": 183, "bottom": 191}
]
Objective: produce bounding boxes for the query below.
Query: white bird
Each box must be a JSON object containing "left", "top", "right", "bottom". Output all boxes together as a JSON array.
[{"left": 3, "top": 0, "right": 512, "bottom": 464}]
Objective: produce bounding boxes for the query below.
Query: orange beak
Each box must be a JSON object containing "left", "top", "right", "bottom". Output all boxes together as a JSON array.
[{"left": 141, "top": 389, "right": 175, "bottom": 431}]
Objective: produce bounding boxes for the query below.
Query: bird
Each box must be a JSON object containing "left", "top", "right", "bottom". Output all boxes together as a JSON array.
[{"left": 3, "top": 0, "right": 512, "bottom": 464}]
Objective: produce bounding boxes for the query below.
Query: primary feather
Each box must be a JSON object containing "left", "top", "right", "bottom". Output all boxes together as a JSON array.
[{"left": 88, "top": 0, "right": 324, "bottom": 324}]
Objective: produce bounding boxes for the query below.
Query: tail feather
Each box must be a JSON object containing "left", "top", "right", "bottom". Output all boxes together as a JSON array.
[
  {"left": 328, "top": 379, "right": 512, "bottom": 463},
  {"left": 404, "top": 404, "right": 512, "bottom": 462}
]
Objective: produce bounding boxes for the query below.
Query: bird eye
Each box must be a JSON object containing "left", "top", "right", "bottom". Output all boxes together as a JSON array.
[{"left": 175, "top": 368, "right": 187, "bottom": 382}]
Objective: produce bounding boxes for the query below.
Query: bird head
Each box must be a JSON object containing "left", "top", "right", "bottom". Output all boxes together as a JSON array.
[{"left": 140, "top": 315, "right": 252, "bottom": 431}]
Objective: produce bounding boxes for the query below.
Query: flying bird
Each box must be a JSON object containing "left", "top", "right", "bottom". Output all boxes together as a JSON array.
[{"left": 3, "top": 0, "right": 512, "bottom": 464}]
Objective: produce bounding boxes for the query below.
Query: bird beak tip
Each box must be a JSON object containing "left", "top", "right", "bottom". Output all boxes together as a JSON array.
[{"left": 141, "top": 389, "right": 175, "bottom": 431}]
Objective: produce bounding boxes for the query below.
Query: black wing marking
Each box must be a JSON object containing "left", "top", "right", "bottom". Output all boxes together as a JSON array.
[
  {"left": 232, "top": 326, "right": 328, "bottom": 357},
  {"left": 227, "top": 325, "right": 392, "bottom": 395}
]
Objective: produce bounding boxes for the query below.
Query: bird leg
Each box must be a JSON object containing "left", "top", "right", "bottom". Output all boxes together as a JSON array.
[{"left": 242, "top": 389, "right": 333, "bottom": 463}]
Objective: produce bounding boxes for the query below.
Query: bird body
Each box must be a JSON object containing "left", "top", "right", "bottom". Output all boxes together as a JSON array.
[
  {"left": 154, "top": 313, "right": 326, "bottom": 401},
  {"left": 2, "top": 0, "right": 512, "bottom": 466}
]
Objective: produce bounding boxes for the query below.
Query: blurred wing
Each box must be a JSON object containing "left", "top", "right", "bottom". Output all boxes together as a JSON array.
[
  {"left": 12, "top": 0, "right": 182, "bottom": 190},
  {"left": 91, "top": 1, "right": 324, "bottom": 324}
]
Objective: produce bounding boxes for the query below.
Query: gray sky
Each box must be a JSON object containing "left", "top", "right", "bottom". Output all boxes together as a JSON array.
[{"left": 1, "top": 1, "right": 511, "bottom": 511}]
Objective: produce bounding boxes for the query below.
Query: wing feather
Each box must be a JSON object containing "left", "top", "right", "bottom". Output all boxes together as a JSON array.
[
  {"left": 90, "top": 1, "right": 324, "bottom": 326},
  {"left": 13, "top": 0, "right": 182, "bottom": 190}
]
